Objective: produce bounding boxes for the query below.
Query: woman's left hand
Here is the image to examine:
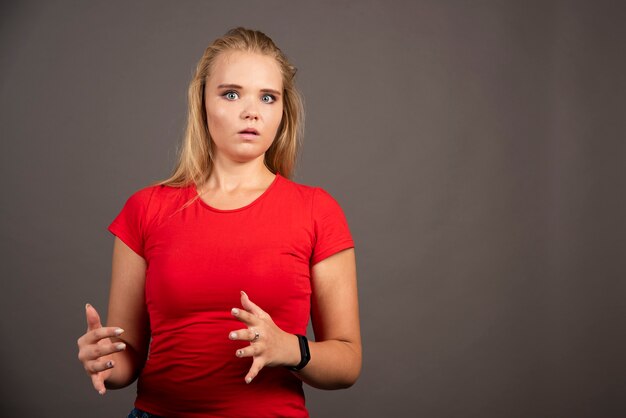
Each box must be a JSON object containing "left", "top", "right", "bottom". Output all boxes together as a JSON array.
[{"left": 229, "top": 291, "right": 301, "bottom": 383}]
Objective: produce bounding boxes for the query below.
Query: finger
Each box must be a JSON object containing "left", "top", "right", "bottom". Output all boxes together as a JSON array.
[
  {"left": 91, "top": 373, "right": 106, "bottom": 395},
  {"left": 85, "top": 327, "right": 125, "bottom": 345},
  {"left": 88, "top": 341, "right": 127, "bottom": 361},
  {"left": 245, "top": 357, "right": 265, "bottom": 384},
  {"left": 231, "top": 307, "right": 257, "bottom": 325},
  {"left": 78, "top": 339, "right": 125, "bottom": 363},
  {"left": 228, "top": 328, "right": 257, "bottom": 341},
  {"left": 86, "top": 358, "right": 116, "bottom": 374},
  {"left": 78, "top": 326, "right": 123, "bottom": 348},
  {"left": 85, "top": 303, "right": 102, "bottom": 331},
  {"left": 240, "top": 291, "right": 267, "bottom": 317},
  {"left": 235, "top": 344, "right": 259, "bottom": 359}
]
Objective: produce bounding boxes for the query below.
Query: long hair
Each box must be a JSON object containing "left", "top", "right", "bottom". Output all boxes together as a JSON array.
[{"left": 155, "top": 27, "right": 304, "bottom": 190}]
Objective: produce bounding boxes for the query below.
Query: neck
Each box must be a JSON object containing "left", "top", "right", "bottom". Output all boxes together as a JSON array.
[{"left": 205, "top": 157, "right": 275, "bottom": 192}]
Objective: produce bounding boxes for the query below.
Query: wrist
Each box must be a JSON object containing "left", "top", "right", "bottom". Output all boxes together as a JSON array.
[
  {"left": 284, "top": 333, "right": 301, "bottom": 367},
  {"left": 286, "top": 334, "right": 311, "bottom": 371}
]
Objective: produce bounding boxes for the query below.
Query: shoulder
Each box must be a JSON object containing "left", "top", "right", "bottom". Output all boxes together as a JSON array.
[
  {"left": 125, "top": 183, "right": 189, "bottom": 204},
  {"left": 117, "top": 183, "right": 192, "bottom": 228},
  {"left": 277, "top": 174, "right": 336, "bottom": 201},
  {"left": 277, "top": 175, "right": 346, "bottom": 215},
  {"left": 277, "top": 174, "right": 316, "bottom": 196},
  {"left": 114, "top": 186, "right": 156, "bottom": 215},
  {"left": 288, "top": 177, "right": 353, "bottom": 265}
]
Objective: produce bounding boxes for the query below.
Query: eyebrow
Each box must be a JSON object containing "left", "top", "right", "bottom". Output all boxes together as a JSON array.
[{"left": 217, "top": 83, "right": 282, "bottom": 96}]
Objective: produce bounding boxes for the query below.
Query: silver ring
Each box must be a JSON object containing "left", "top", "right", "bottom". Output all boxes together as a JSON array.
[{"left": 252, "top": 330, "right": 260, "bottom": 342}]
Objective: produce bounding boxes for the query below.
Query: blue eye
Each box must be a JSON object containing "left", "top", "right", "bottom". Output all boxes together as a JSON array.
[
  {"left": 261, "top": 94, "right": 275, "bottom": 103},
  {"left": 224, "top": 91, "right": 239, "bottom": 100}
]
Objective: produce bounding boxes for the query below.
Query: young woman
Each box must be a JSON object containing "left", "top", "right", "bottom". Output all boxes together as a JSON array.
[{"left": 77, "top": 27, "right": 361, "bottom": 418}]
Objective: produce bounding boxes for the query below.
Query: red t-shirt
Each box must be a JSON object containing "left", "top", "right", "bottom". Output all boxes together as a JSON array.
[{"left": 107, "top": 173, "right": 354, "bottom": 418}]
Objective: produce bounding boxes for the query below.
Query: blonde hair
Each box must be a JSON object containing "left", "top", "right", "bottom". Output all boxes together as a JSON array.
[{"left": 155, "top": 27, "right": 304, "bottom": 189}]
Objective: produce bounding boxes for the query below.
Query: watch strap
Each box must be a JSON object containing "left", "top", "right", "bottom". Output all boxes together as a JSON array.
[{"left": 287, "top": 334, "right": 310, "bottom": 371}]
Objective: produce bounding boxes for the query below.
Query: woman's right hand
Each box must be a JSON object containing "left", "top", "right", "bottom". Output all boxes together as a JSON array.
[{"left": 77, "top": 303, "right": 127, "bottom": 395}]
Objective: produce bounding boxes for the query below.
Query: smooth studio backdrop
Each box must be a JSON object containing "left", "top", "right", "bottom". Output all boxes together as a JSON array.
[{"left": 1, "top": 1, "right": 625, "bottom": 417}]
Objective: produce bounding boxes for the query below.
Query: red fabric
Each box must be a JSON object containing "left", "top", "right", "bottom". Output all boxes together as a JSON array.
[{"left": 107, "top": 173, "right": 354, "bottom": 418}]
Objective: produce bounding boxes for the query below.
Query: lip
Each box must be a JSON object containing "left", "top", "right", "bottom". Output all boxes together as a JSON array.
[{"left": 238, "top": 128, "right": 259, "bottom": 135}]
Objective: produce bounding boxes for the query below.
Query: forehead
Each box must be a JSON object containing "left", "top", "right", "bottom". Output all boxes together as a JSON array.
[{"left": 207, "top": 51, "right": 283, "bottom": 89}]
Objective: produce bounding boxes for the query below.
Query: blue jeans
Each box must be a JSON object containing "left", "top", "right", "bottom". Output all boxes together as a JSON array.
[{"left": 127, "top": 408, "right": 163, "bottom": 418}]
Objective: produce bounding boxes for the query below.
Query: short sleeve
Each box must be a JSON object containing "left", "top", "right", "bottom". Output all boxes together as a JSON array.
[
  {"left": 107, "top": 187, "right": 154, "bottom": 258},
  {"left": 310, "top": 187, "right": 355, "bottom": 265}
]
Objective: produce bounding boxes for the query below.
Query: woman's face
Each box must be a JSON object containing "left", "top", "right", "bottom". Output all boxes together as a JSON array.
[{"left": 204, "top": 51, "right": 284, "bottom": 165}]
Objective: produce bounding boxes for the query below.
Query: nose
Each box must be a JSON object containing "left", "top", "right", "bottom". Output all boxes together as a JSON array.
[{"left": 240, "top": 99, "right": 259, "bottom": 121}]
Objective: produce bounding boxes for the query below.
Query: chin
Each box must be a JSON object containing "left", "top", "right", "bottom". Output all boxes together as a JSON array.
[
  {"left": 240, "top": 146, "right": 273, "bottom": 158},
  {"left": 230, "top": 152, "right": 268, "bottom": 164}
]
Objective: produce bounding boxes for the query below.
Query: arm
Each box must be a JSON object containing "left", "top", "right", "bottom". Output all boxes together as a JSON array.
[
  {"left": 296, "top": 247, "right": 362, "bottom": 389},
  {"left": 104, "top": 236, "right": 151, "bottom": 389},
  {"left": 77, "top": 237, "right": 150, "bottom": 393}
]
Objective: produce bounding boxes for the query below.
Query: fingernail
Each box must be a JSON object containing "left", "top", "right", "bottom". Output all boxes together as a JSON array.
[
  {"left": 236, "top": 350, "right": 243, "bottom": 357},
  {"left": 245, "top": 377, "right": 253, "bottom": 384},
  {"left": 229, "top": 332, "right": 237, "bottom": 340},
  {"left": 115, "top": 343, "right": 126, "bottom": 350},
  {"left": 98, "top": 389, "right": 105, "bottom": 395},
  {"left": 241, "top": 291, "right": 248, "bottom": 297},
  {"left": 86, "top": 303, "right": 92, "bottom": 309},
  {"left": 231, "top": 308, "right": 239, "bottom": 316},
  {"left": 114, "top": 328, "right": 124, "bottom": 336},
  {"left": 106, "top": 360, "right": 113, "bottom": 368}
]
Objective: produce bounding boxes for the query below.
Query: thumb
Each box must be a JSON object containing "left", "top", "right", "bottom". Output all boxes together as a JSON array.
[
  {"left": 240, "top": 291, "right": 266, "bottom": 317},
  {"left": 85, "top": 303, "right": 102, "bottom": 331}
]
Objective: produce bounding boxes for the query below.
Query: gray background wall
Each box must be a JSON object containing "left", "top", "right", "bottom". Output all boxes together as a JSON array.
[{"left": 1, "top": 0, "right": 625, "bottom": 417}]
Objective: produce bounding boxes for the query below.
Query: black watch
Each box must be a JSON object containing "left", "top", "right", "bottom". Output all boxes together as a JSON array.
[{"left": 287, "top": 334, "right": 311, "bottom": 371}]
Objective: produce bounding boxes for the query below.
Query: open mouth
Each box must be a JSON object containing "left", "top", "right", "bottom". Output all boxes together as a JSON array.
[{"left": 239, "top": 128, "right": 259, "bottom": 135}]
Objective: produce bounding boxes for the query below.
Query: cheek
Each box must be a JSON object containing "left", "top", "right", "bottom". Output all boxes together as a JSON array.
[
  {"left": 206, "top": 105, "right": 230, "bottom": 133},
  {"left": 266, "top": 105, "right": 284, "bottom": 132}
]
